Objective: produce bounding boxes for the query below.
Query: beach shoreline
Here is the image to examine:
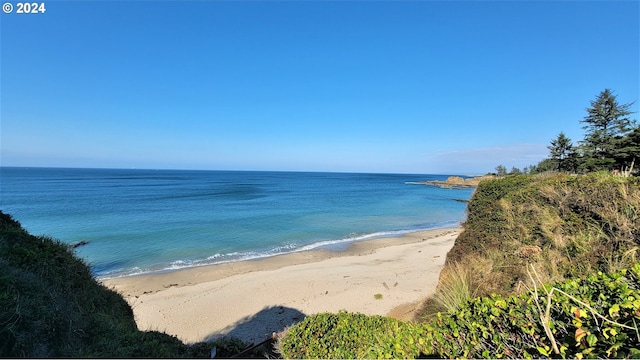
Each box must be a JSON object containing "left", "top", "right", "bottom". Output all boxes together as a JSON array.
[{"left": 101, "top": 227, "right": 460, "bottom": 344}]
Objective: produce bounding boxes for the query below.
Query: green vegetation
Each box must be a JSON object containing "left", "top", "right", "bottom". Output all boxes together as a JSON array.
[
  {"left": 279, "top": 311, "right": 428, "bottom": 359},
  {"left": 441, "top": 172, "right": 640, "bottom": 300},
  {"left": 0, "top": 211, "right": 267, "bottom": 358},
  {"left": 422, "top": 264, "right": 640, "bottom": 358},
  {"left": 579, "top": 89, "right": 637, "bottom": 173},
  {"left": 0, "top": 211, "right": 195, "bottom": 357},
  {"left": 548, "top": 131, "right": 576, "bottom": 172},
  {"left": 280, "top": 172, "right": 640, "bottom": 359},
  {"left": 431, "top": 261, "right": 475, "bottom": 314},
  {"left": 280, "top": 265, "right": 640, "bottom": 359},
  {"left": 496, "top": 89, "right": 638, "bottom": 175}
]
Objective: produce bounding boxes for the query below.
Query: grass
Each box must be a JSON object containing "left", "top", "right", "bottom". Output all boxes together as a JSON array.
[
  {"left": 0, "top": 211, "right": 271, "bottom": 358},
  {"left": 433, "top": 261, "right": 473, "bottom": 313},
  {"left": 416, "top": 172, "right": 640, "bottom": 320}
]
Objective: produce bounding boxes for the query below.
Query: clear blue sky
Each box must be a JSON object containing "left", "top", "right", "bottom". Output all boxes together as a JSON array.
[{"left": 1, "top": 1, "right": 638, "bottom": 174}]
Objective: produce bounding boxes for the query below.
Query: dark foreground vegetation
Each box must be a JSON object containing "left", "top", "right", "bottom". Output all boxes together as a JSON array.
[{"left": 0, "top": 211, "right": 274, "bottom": 358}]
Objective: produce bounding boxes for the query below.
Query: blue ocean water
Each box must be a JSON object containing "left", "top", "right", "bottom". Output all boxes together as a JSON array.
[{"left": 0, "top": 167, "right": 473, "bottom": 278}]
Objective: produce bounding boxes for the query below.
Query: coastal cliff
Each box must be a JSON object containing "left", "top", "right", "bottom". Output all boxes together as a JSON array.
[
  {"left": 280, "top": 172, "right": 640, "bottom": 359},
  {"left": 0, "top": 212, "right": 217, "bottom": 357},
  {"left": 442, "top": 172, "right": 640, "bottom": 298}
]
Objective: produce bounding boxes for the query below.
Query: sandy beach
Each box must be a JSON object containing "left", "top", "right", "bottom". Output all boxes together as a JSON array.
[{"left": 101, "top": 227, "right": 460, "bottom": 344}]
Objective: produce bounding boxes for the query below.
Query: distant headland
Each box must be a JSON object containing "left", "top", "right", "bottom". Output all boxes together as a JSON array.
[{"left": 407, "top": 175, "right": 497, "bottom": 189}]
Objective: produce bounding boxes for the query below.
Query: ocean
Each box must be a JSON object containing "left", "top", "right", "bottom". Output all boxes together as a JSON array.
[{"left": 0, "top": 167, "right": 473, "bottom": 278}]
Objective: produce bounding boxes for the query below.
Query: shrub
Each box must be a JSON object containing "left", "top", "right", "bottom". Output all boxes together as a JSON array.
[
  {"left": 278, "top": 311, "right": 430, "bottom": 359},
  {"left": 0, "top": 211, "right": 225, "bottom": 358},
  {"left": 280, "top": 265, "right": 640, "bottom": 359},
  {"left": 444, "top": 173, "right": 640, "bottom": 298},
  {"left": 433, "top": 261, "right": 475, "bottom": 313},
  {"left": 422, "top": 263, "right": 640, "bottom": 359}
]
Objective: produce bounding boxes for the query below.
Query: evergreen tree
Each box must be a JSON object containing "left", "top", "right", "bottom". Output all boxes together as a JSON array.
[
  {"left": 532, "top": 158, "right": 558, "bottom": 174},
  {"left": 579, "top": 89, "right": 636, "bottom": 171},
  {"left": 490, "top": 89, "right": 637, "bottom": 176},
  {"left": 613, "top": 125, "right": 640, "bottom": 174},
  {"left": 548, "top": 132, "right": 574, "bottom": 172},
  {"left": 510, "top": 167, "right": 522, "bottom": 175},
  {"left": 495, "top": 165, "right": 507, "bottom": 177}
]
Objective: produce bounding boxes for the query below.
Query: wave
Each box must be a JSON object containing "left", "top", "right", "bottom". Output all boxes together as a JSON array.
[{"left": 96, "top": 220, "right": 461, "bottom": 279}]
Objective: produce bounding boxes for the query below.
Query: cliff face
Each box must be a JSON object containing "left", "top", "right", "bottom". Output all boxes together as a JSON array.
[{"left": 444, "top": 172, "right": 640, "bottom": 297}]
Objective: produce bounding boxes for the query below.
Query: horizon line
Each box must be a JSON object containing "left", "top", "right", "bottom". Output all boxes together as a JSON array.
[{"left": 0, "top": 165, "right": 487, "bottom": 177}]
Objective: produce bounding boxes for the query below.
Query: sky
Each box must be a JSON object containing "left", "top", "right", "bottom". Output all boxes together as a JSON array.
[{"left": 1, "top": 0, "right": 638, "bottom": 175}]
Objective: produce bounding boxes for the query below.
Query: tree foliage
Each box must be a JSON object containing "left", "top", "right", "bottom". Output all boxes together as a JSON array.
[
  {"left": 548, "top": 132, "right": 575, "bottom": 172},
  {"left": 495, "top": 164, "right": 508, "bottom": 177},
  {"left": 526, "top": 89, "right": 638, "bottom": 174},
  {"left": 581, "top": 89, "right": 635, "bottom": 153}
]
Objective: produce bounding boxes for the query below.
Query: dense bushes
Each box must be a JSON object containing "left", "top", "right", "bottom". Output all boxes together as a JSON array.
[
  {"left": 280, "top": 264, "right": 640, "bottom": 359},
  {"left": 0, "top": 211, "right": 276, "bottom": 358},
  {"left": 279, "top": 311, "right": 429, "bottom": 359},
  {"left": 445, "top": 172, "right": 640, "bottom": 298},
  {"left": 0, "top": 211, "right": 218, "bottom": 357},
  {"left": 423, "top": 264, "right": 640, "bottom": 358}
]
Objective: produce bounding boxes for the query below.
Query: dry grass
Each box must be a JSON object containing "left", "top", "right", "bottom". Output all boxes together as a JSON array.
[
  {"left": 604, "top": 246, "right": 639, "bottom": 273},
  {"left": 416, "top": 172, "right": 640, "bottom": 322},
  {"left": 418, "top": 256, "right": 493, "bottom": 321},
  {"left": 433, "top": 261, "right": 473, "bottom": 313}
]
